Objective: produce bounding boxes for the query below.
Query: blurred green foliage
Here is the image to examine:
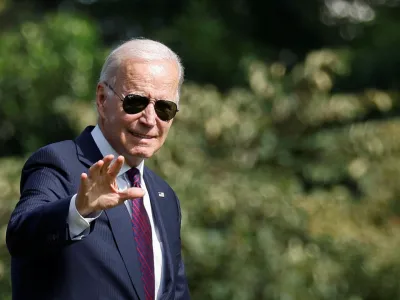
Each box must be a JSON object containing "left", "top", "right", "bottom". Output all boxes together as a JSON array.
[
  {"left": 2, "top": 1, "right": 400, "bottom": 299},
  {"left": 0, "top": 13, "right": 104, "bottom": 156}
]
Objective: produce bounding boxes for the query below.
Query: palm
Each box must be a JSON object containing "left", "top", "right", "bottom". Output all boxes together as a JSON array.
[
  {"left": 86, "top": 176, "right": 120, "bottom": 209},
  {"left": 76, "top": 154, "right": 144, "bottom": 216}
]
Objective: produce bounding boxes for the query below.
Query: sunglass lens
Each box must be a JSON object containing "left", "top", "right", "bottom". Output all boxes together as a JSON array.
[
  {"left": 123, "top": 95, "right": 149, "bottom": 114},
  {"left": 155, "top": 100, "right": 178, "bottom": 121}
]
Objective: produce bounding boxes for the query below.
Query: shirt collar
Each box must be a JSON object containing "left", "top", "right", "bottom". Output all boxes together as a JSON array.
[{"left": 91, "top": 125, "right": 144, "bottom": 177}]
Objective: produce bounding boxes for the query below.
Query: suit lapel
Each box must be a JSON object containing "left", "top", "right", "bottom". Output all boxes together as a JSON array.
[
  {"left": 75, "top": 126, "right": 103, "bottom": 168},
  {"left": 75, "top": 126, "right": 145, "bottom": 300},
  {"left": 144, "top": 168, "right": 175, "bottom": 300}
]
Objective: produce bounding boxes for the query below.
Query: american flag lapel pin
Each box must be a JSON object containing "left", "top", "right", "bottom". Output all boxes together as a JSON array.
[{"left": 158, "top": 192, "right": 165, "bottom": 198}]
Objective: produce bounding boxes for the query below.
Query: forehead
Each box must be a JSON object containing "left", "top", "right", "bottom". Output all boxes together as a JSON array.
[{"left": 115, "top": 58, "right": 180, "bottom": 100}]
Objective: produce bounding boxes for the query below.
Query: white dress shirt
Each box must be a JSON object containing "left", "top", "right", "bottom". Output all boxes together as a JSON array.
[{"left": 67, "top": 125, "right": 163, "bottom": 299}]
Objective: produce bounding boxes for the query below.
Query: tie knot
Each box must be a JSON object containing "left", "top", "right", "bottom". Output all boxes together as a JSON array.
[{"left": 126, "top": 168, "right": 141, "bottom": 187}]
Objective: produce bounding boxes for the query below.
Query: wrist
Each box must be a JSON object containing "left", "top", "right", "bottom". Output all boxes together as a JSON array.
[{"left": 75, "top": 198, "right": 92, "bottom": 217}]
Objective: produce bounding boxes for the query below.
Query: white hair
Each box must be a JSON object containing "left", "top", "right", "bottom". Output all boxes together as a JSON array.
[{"left": 99, "top": 38, "right": 184, "bottom": 101}]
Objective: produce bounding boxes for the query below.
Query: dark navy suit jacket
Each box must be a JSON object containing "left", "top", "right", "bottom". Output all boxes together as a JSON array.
[{"left": 6, "top": 126, "right": 190, "bottom": 300}]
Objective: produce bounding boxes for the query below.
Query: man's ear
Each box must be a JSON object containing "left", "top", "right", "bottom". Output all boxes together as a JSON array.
[{"left": 96, "top": 83, "right": 107, "bottom": 118}]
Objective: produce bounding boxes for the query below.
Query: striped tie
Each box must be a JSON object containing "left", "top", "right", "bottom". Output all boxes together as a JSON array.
[{"left": 126, "top": 168, "right": 155, "bottom": 300}]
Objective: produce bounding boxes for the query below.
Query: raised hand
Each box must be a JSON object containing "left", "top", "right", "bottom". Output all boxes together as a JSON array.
[{"left": 75, "top": 154, "right": 144, "bottom": 217}]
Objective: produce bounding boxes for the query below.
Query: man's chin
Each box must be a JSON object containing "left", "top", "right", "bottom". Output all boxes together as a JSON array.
[
  {"left": 124, "top": 143, "right": 162, "bottom": 160},
  {"left": 128, "top": 147, "right": 155, "bottom": 159}
]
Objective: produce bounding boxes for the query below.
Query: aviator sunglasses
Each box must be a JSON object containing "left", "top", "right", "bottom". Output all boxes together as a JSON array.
[{"left": 103, "top": 82, "right": 179, "bottom": 121}]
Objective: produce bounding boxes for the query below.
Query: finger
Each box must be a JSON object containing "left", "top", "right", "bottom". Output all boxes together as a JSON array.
[
  {"left": 108, "top": 155, "right": 125, "bottom": 178},
  {"left": 118, "top": 187, "right": 145, "bottom": 202},
  {"left": 100, "top": 154, "right": 114, "bottom": 175},
  {"left": 88, "top": 159, "right": 104, "bottom": 179},
  {"left": 78, "top": 173, "right": 88, "bottom": 193},
  {"left": 76, "top": 173, "right": 88, "bottom": 204},
  {"left": 76, "top": 173, "right": 91, "bottom": 216}
]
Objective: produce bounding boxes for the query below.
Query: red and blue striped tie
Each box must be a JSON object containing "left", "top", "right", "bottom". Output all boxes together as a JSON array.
[{"left": 127, "top": 168, "right": 155, "bottom": 300}]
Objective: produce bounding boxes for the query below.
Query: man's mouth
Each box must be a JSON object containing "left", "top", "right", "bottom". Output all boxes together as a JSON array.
[{"left": 128, "top": 130, "right": 155, "bottom": 139}]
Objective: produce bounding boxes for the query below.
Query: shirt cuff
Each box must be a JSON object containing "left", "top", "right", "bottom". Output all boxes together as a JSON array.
[{"left": 67, "top": 194, "right": 102, "bottom": 240}]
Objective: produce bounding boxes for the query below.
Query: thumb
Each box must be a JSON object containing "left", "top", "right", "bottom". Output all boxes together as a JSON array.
[{"left": 118, "top": 187, "right": 145, "bottom": 201}]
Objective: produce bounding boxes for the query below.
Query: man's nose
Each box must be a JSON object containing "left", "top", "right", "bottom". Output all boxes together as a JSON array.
[{"left": 139, "top": 103, "right": 157, "bottom": 126}]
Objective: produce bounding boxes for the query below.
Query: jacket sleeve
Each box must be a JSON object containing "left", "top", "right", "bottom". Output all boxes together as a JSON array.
[
  {"left": 174, "top": 193, "right": 191, "bottom": 300},
  {"left": 175, "top": 256, "right": 191, "bottom": 300},
  {"left": 6, "top": 146, "right": 79, "bottom": 257}
]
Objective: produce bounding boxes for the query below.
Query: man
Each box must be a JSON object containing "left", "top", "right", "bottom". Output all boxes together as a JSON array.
[{"left": 6, "top": 38, "right": 190, "bottom": 300}]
